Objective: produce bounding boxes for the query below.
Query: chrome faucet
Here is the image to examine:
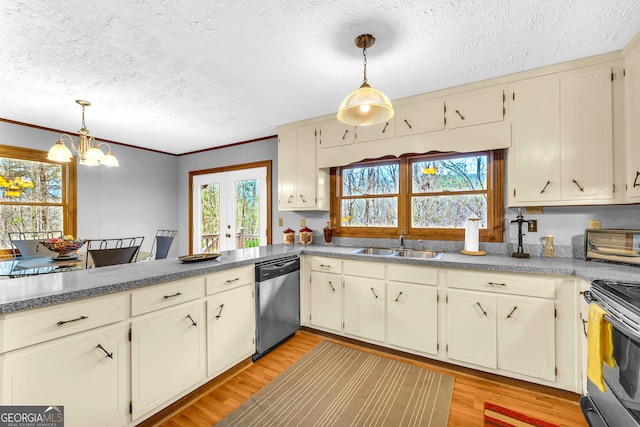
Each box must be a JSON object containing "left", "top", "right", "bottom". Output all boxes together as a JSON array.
[{"left": 399, "top": 230, "right": 405, "bottom": 248}]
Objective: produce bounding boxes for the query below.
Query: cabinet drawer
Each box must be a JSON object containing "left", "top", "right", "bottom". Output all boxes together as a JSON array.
[
  {"left": 447, "top": 270, "right": 554, "bottom": 298},
  {"left": 387, "top": 264, "right": 437, "bottom": 285},
  {"left": 445, "top": 86, "right": 505, "bottom": 129},
  {"left": 132, "top": 277, "right": 205, "bottom": 316},
  {"left": 206, "top": 265, "right": 254, "bottom": 295},
  {"left": 310, "top": 256, "right": 342, "bottom": 274},
  {"left": 0, "top": 293, "right": 128, "bottom": 352},
  {"left": 343, "top": 260, "right": 384, "bottom": 279}
]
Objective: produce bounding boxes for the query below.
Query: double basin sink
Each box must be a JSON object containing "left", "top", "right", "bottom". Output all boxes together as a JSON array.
[{"left": 351, "top": 247, "right": 444, "bottom": 260}]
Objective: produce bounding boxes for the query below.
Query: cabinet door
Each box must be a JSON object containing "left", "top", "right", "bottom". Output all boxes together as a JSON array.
[
  {"left": 356, "top": 119, "right": 395, "bottom": 142},
  {"left": 318, "top": 119, "right": 355, "bottom": 148},
  {"left": 278, "top": 128, "right": 297, "bottom": 209},
  {"left": 207, "top": 285, "right": 255, "bottom": 378},
  {"left": 344, "top": 276, "right": 385, "bottom": 342},
  {"left": 1, "top": 323, "right": 129, "bottom": 427},
  {"left": 310, "top": 271, "right": 342, "bottom": 332},
  {"left": 395, "top": 99, "right": 445, "bottom": 136},
  {"left": 445, "top": 86, "right": 505, "bottom": 129},
  {"left": 131, "top": 300, "right": 206, "bottom": 420},
  {"left": 294, "top": 125, "right": 317, "bottom": 209},
  {"left": 509, "top": 77, "right": 561, "bottom": 204},
  {"left": 446, "top": 289, "right": 496, "bottom": 369},
  {"left": 497, "top": 295, "right": 555, "bottom": 381},
  {"left": 388, "top": 281, "right": 438, "bottom": 355},
  {"left": 561, "top": 67, "right": 613, "bottom": 200},
  {"left": 626, "top": 42, "right": 640, "bottom": 200}
]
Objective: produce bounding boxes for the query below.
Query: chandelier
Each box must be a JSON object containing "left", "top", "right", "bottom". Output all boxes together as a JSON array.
[
  {"left": 47, "top": 100, "right": 119, "bottom": 167},
  {"left": 337, "top": 34, "right": 394, "bottom": 126}
]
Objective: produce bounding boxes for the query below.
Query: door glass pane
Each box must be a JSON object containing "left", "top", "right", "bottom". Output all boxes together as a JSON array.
[
  {"left": 341, "top": 197, "right": 398, "bottom": 227},
  {"left": 412, "top": 155, "right": 487, "bottom": 193},
  {"left": 411, "top": 195, "right": 487, "bottom": 228},
  {"left": 200, "top": 183, "right": 220, "bottom": 253},
  {"left": 235, "top": 179, "right": 259, "bottom": 248}
]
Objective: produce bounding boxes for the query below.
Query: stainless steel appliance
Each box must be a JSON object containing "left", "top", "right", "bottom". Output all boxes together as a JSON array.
[
  {"left": 253, "top": 255, "right": 300, "bottom": 361},
  {"left": 585, "top": 229, "right": 640, "bottom": 266},
  {"left": 582, "top": 280, "right": 640, "bottom": 426}
]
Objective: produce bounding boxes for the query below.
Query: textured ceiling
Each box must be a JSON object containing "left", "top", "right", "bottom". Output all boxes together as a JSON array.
[{"left": 1, "top": 1, "right": 639, "bottom": 155}]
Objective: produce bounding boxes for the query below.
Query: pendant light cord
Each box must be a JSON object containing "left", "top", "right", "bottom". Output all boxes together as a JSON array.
[{"left": 362, "top": 43, "right": 368, "bottom": 85}]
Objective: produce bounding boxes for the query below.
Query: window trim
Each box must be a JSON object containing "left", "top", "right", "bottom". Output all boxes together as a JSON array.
[
  {"left": 0, "top": 144, "right": 77, "bottom": 257},
  {"left": 330, "top": 150, "right": 504, "bottom": 243}
]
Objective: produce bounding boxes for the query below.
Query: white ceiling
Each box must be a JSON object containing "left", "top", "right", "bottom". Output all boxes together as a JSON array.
[{"left": 1, "top": 1, "right": 639, "bottom": 155}]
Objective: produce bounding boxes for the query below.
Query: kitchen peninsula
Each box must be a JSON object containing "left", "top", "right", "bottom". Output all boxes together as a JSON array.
[{"left": 1, "top": 244, "right": 639, "bottom": 427}]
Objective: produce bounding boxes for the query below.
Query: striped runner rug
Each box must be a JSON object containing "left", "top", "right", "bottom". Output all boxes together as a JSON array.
[{"left": 216, "top": 341, "right": 455, "bottom": 426}]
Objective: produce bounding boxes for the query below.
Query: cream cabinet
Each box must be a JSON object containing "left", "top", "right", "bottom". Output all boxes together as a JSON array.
[
  {"left": 444, "top": 85, "right": 506, "bottom": 129},
  {"left": 0, "top": 323, "right": 129, "bottom": 427},
  {"left": 278, "top": 125, "right": 328, "bottom": 211},
  {"left": 446, "top": 270, "right": 556, "bottom": 381},
  {"left": 355, "top": 119, "right": 395, "bottom": 142},
  {"left": 395, "top": 98, "right": 445, "bottom": 136},
  {"left": 509, "top": 66, "right": 614, "bottom": 206},
  {"left": 317, "top": 118, "right": 354, "bottom": 148},
  {"left": 387, "top": 263, "right": 438, "bottom": 355},
  {"left": 130, "top": 299, "right": 206, "bottom": 420},
  {"left": 624, "top": 36, "right": 640, "bottom": 201},
  {"left": 309, "top": 270, "right": 342, "bottom": 332},
  {"left": 207, "top": 283, "right": 255, "bottom": 378},
  {"left": 343, "top": 275, "right": 386, "bottom": 342}
]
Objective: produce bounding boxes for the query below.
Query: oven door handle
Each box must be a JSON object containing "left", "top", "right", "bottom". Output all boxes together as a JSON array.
[
  {"left": 583, "top": 290, "right": 597, "bottom": 303},
  {"left": 585, "top": 291, "right": 640, "bottom": 342}
]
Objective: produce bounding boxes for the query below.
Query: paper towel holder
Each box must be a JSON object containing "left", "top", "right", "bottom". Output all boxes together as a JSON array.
[{"left": 461, "top": 218, "right": 486, "bottom": 256}]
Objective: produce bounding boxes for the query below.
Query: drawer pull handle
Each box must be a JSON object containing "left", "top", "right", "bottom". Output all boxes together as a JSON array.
[
  {"left": 395, "top": 291, "right": 404, "bottom": 302},
  {"left": 320, "top": 264, "right": 331, "bottom": 269},
  {"left": 634, "top": 171, "right": 640, "bottom": 188},
  {"left": 476, "top": 302, "right": 487, "bottom": 317},
  {"left": 288, "top": 195, "right": 294, "bottom": 203},
  {"left": 572, "top": 179, "right": 585, "bottom": 192},
  {"left": 540, "top": 180, "right": 551, "bottom": 194},
  {"left": 370, "top": 287, "right": 379, "bottom": 299},
  {"left": 381, "top": 122, "right": 389, "bottom": 133},
  {"left": 342, "top": 130, "right": 349, "bottom": 140},
  {"left": 226, "top": 278, "right": 239, "bottom": 284},
  {"left": 403, "top": 119, "right": 413, "bottom": 129},
  {"left": 328, "top": 281, "right": 335, "bottom": 292},
  {"left": 455, "top": 110, "right": 465, "bottom": 120},
  {"left": 164, "top": 292, "right": 183, "bottom": 299},
  {"left": 97, "top": 344, "right": 113, "bottom": 359},
  {"left": 56, "top": 315, "right": 88, "bottom": 327},
  {"left": 215, "top": 304, "right": 225, "bottom": 319},
  {"left": 487, "top": 282, "right": 506, "bottom": 287},
  {"left": 186, "top": 314, "right": 198, "bottom": 327},
  {"left": 506, "top": 306, "right": 518, "bottom": 319},
  {"left": 299, "top": 195, "right": 307, "bottom": 203}
]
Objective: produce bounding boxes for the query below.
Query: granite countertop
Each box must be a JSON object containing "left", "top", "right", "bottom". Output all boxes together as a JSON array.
[{"left": 1, "top": 243, "right": 639, "bottom": 314}]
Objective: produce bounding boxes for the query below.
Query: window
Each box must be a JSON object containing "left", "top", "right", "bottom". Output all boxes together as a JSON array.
[
  {"left": 331, "top": 150, "right": 504, "bottom": 242},
  {"left": 0, "top": 145, "right": 77, "bottom": 256}
]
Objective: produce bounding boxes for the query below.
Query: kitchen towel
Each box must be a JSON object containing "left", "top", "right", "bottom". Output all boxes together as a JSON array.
[
  {"left": 464, "top": 218, "right": 480, "bottom": 252},
  {"left": 587, "top": 303, "right": 616, "bottom": 392}
]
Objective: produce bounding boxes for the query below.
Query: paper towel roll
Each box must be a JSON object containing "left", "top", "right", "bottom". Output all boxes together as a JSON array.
[{"left": 464, "top": 218, "right": 480, "bottom": 252}]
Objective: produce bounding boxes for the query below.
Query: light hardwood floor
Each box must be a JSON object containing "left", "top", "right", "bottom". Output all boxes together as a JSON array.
[{"left": 140, "top": 330, "right": 588, "bottom": 427}]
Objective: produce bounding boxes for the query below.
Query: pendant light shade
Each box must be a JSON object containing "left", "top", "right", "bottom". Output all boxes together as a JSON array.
[{"left": 337, "top": 34, "right": 394, "bottom": 126}]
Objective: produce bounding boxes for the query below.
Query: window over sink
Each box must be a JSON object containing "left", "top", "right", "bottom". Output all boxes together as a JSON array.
[{"left": 331, "top": 150, "right": 504, "bottom": 242}]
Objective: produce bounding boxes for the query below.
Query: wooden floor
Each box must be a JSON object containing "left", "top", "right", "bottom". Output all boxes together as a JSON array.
[{"left": 142, "top": 330, "right": 588, "bottom": 427}]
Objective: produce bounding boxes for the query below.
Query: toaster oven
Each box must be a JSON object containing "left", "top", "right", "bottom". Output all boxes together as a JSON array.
[{"left": 585, "top": 229, "right": 640, "bottom": 266}]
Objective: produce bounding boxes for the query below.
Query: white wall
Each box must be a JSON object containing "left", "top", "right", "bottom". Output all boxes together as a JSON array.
[{"left": 0, "top": 121, "right": 179, "bottom": 256}]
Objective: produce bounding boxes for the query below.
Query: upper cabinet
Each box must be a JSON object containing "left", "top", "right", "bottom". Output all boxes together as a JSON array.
[
  {"left": 508, "top": 66, "right": 614, "bottom": 206},
  {"left": 625, "top": 35, "right": 640, "bottom": 201},
  {"left": 317, "top": 119, "right": 354, "bottom": 148},
  {"left": 444, "top": 86, "right": 506, "bottom": 129},
  {"left": 355, "top": 118, "right": 396, "bottom": 143},
  {"left": 277, "top": 124, "right": 329, "bottom": 211},
  {"left": 395, "top": 98, "right": 445, "bottom": 137}
]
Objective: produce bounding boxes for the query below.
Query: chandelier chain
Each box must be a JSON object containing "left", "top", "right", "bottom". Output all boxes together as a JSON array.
[{"left": 362, "top": 44, "right": 368, "bottom": 85}]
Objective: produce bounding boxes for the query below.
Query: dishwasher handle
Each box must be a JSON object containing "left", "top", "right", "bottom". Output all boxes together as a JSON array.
[{"left": 260, "top": 259, "right": 298, "bottom": 271}]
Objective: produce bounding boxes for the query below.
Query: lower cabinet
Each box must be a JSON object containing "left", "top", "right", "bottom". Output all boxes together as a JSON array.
[
  {"left": 343, "top": 276, "right": 385, "bottom": 342},
  {"left": 310, "top": 270, "right": 342, "bottom": 332},
  {"left": 207, "top": 284, "right": 255, "bottom": 377},
  {"left": 0, "top": 323, "right": 129, "bottom": 427},
  {"left": 131, "top": 300, "right": 206, "bottom": 420}
]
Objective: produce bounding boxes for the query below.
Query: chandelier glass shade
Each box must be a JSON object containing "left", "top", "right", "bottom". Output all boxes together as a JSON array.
[
  {"left": 337, "top": 34, "right": 394, "bottom": 126},
  {"left": 47, "top": 100, "right": 119, "bottom": 167}
]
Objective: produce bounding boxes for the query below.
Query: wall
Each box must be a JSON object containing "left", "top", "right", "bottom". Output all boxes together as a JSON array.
[{"left": 0, "top": 121, "right": 179, "bottom": 256}]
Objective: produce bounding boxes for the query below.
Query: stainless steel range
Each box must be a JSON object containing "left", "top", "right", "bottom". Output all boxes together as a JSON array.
[{"left": 582, "top": 279, "right": 640, "bottom": 426}]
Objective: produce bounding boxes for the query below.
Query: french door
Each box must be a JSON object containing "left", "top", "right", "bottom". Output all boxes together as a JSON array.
[{"left": 192, "top": 167, "right": 267, "bottom": 253}]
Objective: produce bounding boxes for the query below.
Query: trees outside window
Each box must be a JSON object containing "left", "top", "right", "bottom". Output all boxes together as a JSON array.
[{"left": 331, "top": 150, "right": 503, "bottom": 242}]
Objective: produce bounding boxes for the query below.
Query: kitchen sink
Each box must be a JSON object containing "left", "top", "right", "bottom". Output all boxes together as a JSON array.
[{"left": 350, "top": 247, "right": 444, "bottom": 260}]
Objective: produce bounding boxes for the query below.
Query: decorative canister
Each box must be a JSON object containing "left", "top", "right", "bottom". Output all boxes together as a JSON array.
[
  {"left": 283, "top": 228, "right": 295, "bottom": 245},
  {"left": 299, "top": 226, "right": 313, "bottom": 245},
  {"left": 544, "top": 234, "right": 555, "bottom": 258},
  {"left": 323, "top": 222, "right": 333, "bottom": 245}
]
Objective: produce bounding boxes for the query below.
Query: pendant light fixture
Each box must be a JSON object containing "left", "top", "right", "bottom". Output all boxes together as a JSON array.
[
  {"left": 337, "top": 34, "right": 394, "bottom": 126},
  {"left": 47, "top": 100, "right": 119, "bottom": 167}
]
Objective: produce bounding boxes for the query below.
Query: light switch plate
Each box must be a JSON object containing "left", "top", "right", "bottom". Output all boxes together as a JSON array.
[
  {"left": 278, "top": 217, "right": 283, "bottom": 226},
  {"left": 588, "top": 220, "right": 601, "bottom": 230},
  {"left": 300, "top": 217, "right": 306, "bottom": 227},
  {"left": 528, "top": 219, "right": 538, "bottom": 232}
]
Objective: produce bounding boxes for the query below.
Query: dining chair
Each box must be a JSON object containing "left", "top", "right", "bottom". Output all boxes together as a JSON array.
[
  {"left": 149, "top": 229, "right": 177, "bottom": 260},
  {"left": 6, "top": 231, "right": 63, "bottom": 277},
  {"left": 85, "top": 237, "right": 144, "bottom": 268}
]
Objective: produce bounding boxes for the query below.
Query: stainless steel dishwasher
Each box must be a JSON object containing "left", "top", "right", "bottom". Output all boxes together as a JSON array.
[{"left": 253, "top": 255, "right": 300, "bottom": 361}]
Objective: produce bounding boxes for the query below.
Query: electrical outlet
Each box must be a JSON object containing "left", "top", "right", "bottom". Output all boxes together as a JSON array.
[
  {"left": 300, "top": 217, "right": 306, "bottom": 227},
  {"left": 278, "top": 217, "right": 283, "bottom": 226},
  {"left": 589, "top": 220, "right": 601, "bottom": 230},
  {"left": 528, "top": 219, "right": 538, "bottom": 233}
]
